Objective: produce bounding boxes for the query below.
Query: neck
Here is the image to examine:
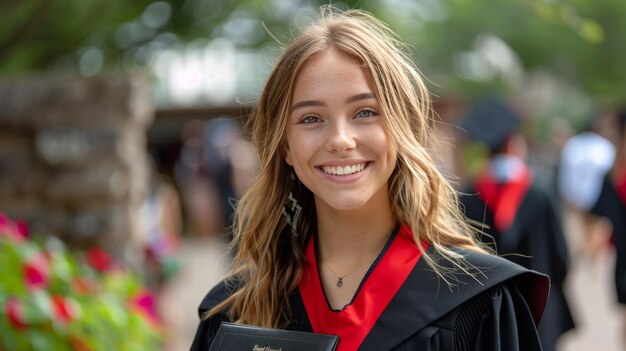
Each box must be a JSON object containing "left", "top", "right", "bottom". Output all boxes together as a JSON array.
[{"left": 314, "top": 196, "right": 395, "bottom": 267}]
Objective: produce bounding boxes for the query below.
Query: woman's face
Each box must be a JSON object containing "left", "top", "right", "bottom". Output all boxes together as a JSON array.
[{"left": 284, "top": 49, "right": 397, "bottom": 213}]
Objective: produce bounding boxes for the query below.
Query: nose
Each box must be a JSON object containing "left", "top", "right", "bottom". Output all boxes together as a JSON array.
[{"left": 326, "top": 119, "right": 356, "bottom": 152}]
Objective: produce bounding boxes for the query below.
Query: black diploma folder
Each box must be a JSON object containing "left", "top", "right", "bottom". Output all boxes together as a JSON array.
[{"left": 209, "top": 322, "right": 339, "bottom": 351}]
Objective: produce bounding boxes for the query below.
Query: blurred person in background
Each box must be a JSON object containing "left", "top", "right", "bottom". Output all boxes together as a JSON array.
[
  {"left": 458, "top": 96, "right": 575, "bottom": 351},
  {"left": 202, "top": 118, "right": 259, "bottom": 240},
  {"left": 174, "top": 118, "right": 258, "bottom": 240},
  {"left": 139, "top": 151, "right": 184, "bottom": 349},
  {"left": 175, "top": 119, "right": 224, "bottom": 237},
  {"left": 569, "top": 106, "right": 626, "bottom": 345},
  {"left": 140, "top": 155, "right": 182, "bottom": 291},
  {"left": 559, "top": 112, "right": 616, "bottom": 261},
  {"left": 191, "top": 7, "right": 549, "bottom": 351},
  {"left": 141, "top": 152, "right": 183, "bottom": 290}
]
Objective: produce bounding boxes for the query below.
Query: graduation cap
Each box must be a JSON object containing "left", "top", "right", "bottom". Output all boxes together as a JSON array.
[{"left": 460, "top": 96, "right": 521, "bottom": 151}]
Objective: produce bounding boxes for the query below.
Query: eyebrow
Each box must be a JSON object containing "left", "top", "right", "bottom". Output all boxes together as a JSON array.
[{"left": 290, "top": 92, "right": 376, "bottom": 112}]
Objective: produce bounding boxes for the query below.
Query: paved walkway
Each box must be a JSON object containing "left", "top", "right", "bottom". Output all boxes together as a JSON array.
[
  {"left": 558, "top": 250, "right": 624, "bottom": 350},
  {"left": 558, "top": 210, "right": 624, "bottom": 351},
  {"left": 158, "top": 236, "right": 231, "bottom": 351}
]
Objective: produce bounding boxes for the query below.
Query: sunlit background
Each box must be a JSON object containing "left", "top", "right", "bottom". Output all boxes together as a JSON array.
[{"left": 1, "top": 0, "right": 625, "bottom": 350}]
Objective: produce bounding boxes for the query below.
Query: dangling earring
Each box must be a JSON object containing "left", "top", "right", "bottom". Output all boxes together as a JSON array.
[{"left": 282, "top": 173, "right": 302, "bottom": 237}]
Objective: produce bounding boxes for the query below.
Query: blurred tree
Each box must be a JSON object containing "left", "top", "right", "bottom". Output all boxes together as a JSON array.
[
  {"left": 401, "top": 0, "right": 626, "bottom": 104},
  {"left": 0, "top": 0, "right": 154, "bottom": 74},
  {"left": 1, "top": 0, "right": 624, "bottom": 103}
]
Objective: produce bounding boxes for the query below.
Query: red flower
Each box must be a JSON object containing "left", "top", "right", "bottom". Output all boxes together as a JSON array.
[
  {"left": 6, "top": 297, "right": 27, "bottom": 330},
  {"left": 51, "top": 295, "right": 78, "bottom": 324},
  {"left": 86, "top": 248, "right": 112, "bottom": 272},
  {"left": 23, "top": 252, "right": 50, "bottom": 290},
  {"left": 0, "top": 212, "right": 8, "bottom": 231}
]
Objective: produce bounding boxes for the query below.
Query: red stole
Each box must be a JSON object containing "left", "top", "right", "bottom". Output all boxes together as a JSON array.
[
  {"left": 298, "top": 226, "right": 426, "bottom": 351},
  {"left": 615, "top": 167, "right": 626, "bottom": 206},
  {"left": 611, "top": 168, "right": 626, "bottom": 245},
  {"left": 475, "top": 165, "right": 532, "bottom": 232}
]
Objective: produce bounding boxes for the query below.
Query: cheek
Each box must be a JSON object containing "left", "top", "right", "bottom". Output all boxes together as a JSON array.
[
  {"left": 284, "top": 140, "right": 302, "bottom": 167},
  {"left": 286, "top": 134, "right": 316, "bottom": 165},
  {"left": 289, "top": 149, "right": 308, "bottom": 169},
  {"left": 370, "top": 130, "right": 396, "bottom": 160}
]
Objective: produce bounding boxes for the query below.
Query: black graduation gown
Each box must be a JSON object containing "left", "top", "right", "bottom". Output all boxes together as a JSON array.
[
  {"left": 191, "top": 227, "right": 549, "bottom": 351},
  {"left": 590, "top": 173, "right": 626, "bottom": 304},
  {"left": 460, "top": 182, "right": 575, "bottom": 351}
]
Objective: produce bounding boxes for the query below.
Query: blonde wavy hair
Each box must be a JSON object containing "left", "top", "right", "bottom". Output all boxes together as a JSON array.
[{"left": 207, "top": 5, "right": 487, "bottom": 328}]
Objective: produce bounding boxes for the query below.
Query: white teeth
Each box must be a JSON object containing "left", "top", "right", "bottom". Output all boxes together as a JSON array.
[{"left": 322, "top": 163, "right": 367, "bottom": 176}]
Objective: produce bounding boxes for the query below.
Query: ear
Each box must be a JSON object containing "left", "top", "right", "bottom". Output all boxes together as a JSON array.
[
  {"left": 282, "top": 137, "right": 294, "bottom": 166},
  {"left": 284, "top": 145, "right": 293, "bottom": 166}
]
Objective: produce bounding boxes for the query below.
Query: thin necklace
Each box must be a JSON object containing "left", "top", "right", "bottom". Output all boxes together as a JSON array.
[{"left": 321, "top": 260, "right": 373, "bottom": 288}]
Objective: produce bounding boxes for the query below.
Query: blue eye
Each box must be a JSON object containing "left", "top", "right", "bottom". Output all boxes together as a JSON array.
[
  {"left": 301, "top": 115, "right": 321, "bottom": 124},
  {"left": 355, "top": 108, "right": 377, "bottom": 119}
]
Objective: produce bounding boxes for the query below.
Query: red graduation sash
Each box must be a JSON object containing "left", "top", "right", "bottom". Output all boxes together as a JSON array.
[
  {"left": 298, "top": 226, "right": 426, "bottom": 351},
  {"left": 475, "top": 165, "right": 532, "bottom": 232},
  {"left": 610, "top": 168, "right": 626, "bottom": 246},
  {"left": 615, "top": 167, "right": 626, "bottom": 206}
]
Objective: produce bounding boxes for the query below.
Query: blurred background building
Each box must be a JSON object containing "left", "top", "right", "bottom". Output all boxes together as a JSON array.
[{"left": 1, "top": 0, "right": 625, "bottom": 350}]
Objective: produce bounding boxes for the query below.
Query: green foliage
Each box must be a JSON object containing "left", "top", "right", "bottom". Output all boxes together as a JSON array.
[
  {"left": 1, "top": 0, "right": 625, "bottom": 101},
  {"left": 0, "top": 0, "right": 154, "bottom": 75},
  {"left": 404, "top": 0, "right": 626, "bottom": 102},
  {"left": 0, "top": 213, "right": 163, "bottom": 351}
]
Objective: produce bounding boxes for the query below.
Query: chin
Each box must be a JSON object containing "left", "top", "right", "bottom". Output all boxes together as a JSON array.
[{"left": 321, "top": 197, "right": 369, "bottom": 211}]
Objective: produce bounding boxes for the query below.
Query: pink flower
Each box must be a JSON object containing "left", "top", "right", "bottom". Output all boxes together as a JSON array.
[
  {"left": 0, "top": 212, "right": 8, "bottom": 231},
  {"left": 6, "top": 297, "right": 27, "bottom": 330},
  {"left": 13, "top": 220, "right": 29, "bottom": 239},
  {"left": 130, "top": 289, "right": 160, "bottom": 326},
  {"left": 0, "top": 213, "right": 25, "bottom": 243},
  {"left": 23, "top": 252, "right": 50, "bottom": 290}
]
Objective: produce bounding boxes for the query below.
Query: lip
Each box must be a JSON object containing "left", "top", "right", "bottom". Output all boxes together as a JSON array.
[{"left": 316, "top": 159, "right": 370, "bottom": 167}]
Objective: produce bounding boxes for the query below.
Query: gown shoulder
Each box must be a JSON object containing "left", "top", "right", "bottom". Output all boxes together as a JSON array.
[{"left": 190, "top": 279, "right": 240, "bottom": 351}]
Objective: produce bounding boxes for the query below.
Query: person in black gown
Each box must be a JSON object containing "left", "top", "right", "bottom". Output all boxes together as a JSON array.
[
  {"left": 191, "top": 6, "right": 549, "bottom": 351},
  {"left": 586, "top": 107, "right": 626, "bottom": 346},
  {"left": 458, "top": 96, "right": 575, "bottom": 351}
]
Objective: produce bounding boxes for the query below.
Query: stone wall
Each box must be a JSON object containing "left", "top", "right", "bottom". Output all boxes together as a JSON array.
[{"left": 0, "top": 74, "right": 153, "bottom": 264}]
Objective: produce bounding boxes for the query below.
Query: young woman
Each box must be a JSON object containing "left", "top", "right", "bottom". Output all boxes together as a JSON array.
[{"left": 191, "top": 6, "right": 548, "bottom": 351}]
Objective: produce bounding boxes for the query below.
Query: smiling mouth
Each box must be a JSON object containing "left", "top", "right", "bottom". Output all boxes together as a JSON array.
[{"left": 320, "top": 162, "right": 368, "bottom": 176}]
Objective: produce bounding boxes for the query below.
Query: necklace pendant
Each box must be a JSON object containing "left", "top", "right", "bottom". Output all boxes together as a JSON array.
[{"left": 337, "top": 277, "right": 343, "bottom": 287}]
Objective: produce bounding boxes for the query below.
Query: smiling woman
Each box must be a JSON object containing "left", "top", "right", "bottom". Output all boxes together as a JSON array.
[
  {"left": 285, "top": 49, "right": 397, "bottom": 215},
  {"left": 191, "top": 5, "right": 549, "bottom": 351}
]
